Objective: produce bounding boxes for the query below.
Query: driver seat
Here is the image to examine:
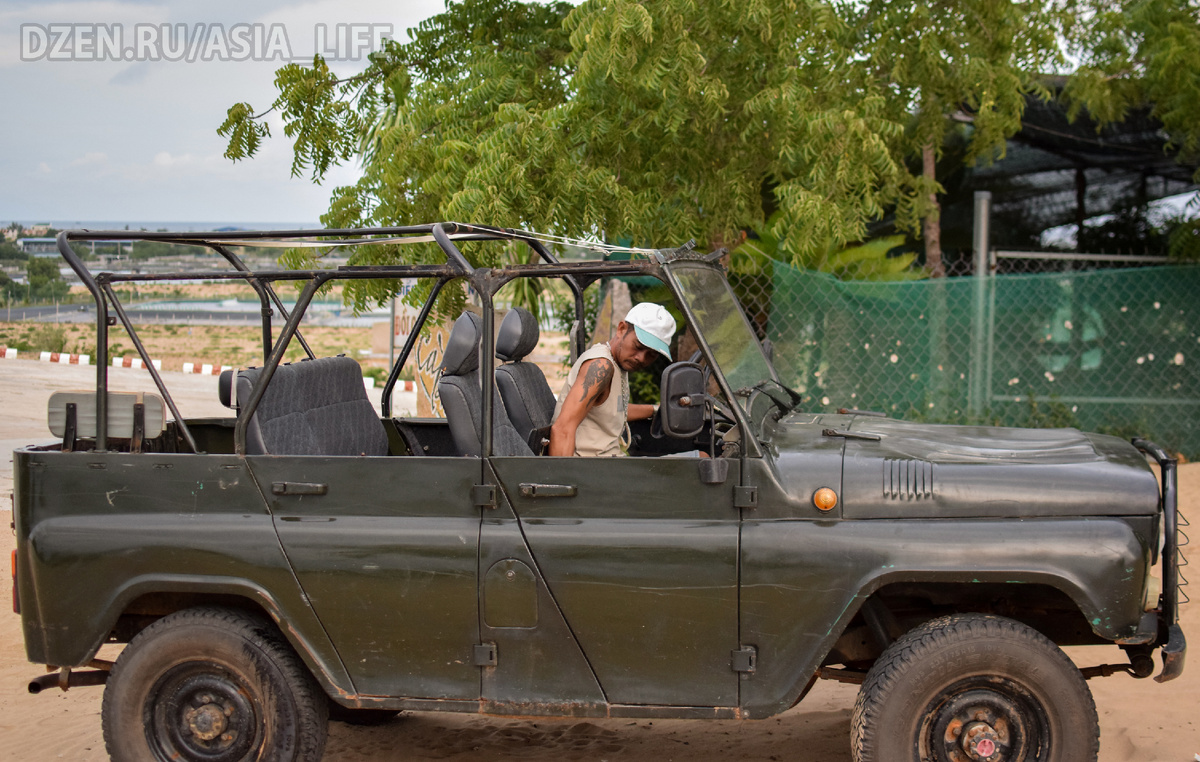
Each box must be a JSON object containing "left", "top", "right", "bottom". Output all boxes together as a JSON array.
[{"left": 494, "top": 307, "right": 556, "bottom": 451}]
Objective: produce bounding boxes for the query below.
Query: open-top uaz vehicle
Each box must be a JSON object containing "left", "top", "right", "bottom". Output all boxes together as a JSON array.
[{"left": 12, "top": 224, "right": 1187, "bottom": 762}]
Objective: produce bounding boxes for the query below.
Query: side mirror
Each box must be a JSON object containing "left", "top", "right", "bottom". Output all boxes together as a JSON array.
[{"left": 660, "top": 362, "right": 707, "bottom": 438}]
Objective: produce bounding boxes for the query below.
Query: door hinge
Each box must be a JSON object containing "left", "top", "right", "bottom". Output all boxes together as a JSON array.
[
  {"left": 472, "top": 484, "right": 496, "bottom": 509},
  {"left": 473, "top": 643, "right": 497, "bottom": 667},
  {"left": 731, "top": 645, "right": 757, "bottom": 674},
  {"left": 733, "top": 486, "right": 758, "bottom": 509}
]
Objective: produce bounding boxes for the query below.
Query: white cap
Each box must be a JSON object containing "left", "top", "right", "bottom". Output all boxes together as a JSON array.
[{"left": 624, "top": 302, "right": 676, "bottom": 361}]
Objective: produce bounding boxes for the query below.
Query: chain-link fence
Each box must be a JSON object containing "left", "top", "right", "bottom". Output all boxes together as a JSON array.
[{"left": 729, "top": 251, "right": 1200, "bottom": 458}]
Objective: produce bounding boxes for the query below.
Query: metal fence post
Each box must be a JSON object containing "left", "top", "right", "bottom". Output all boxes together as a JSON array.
[{"left": 969, "top": 191, "right": 992, "bottom": 417}]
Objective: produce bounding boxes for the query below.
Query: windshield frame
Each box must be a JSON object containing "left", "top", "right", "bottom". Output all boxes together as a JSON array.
[{"left": 662, "top": 259, "right": 785, "bottom": 453}]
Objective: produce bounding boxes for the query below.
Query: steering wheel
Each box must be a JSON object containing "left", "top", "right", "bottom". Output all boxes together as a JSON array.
[
  {"left": 651, "top": 397, "right": 736, "bottom": 442},
  {"left": 689, "top": 350, "right": 738, "bottom": 426}
]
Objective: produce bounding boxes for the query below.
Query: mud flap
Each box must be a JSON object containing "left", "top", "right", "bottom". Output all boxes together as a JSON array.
[{"left": 1155, "top": 624, "right": 1186, "bottom": 683}]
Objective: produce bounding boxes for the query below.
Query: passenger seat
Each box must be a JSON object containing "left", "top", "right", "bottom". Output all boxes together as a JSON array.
[{"left": 437, "top": 312, "right": 533, "bottom": 457}]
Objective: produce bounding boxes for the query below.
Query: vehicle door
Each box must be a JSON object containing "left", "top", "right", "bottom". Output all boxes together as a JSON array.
[
  {"left": 249, "top": 454, "right": 482, "bottom": 700},
  {"left": 489, "top": 455, "right": 742, "bottom": 708}
]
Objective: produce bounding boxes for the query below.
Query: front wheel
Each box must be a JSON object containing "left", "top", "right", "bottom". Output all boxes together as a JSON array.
[
  {"left": 102, "top": 606, "right": 328, "bottom": 762},
  {"left": 851, "top": 614, "right": 1098, "bottom": 762}
]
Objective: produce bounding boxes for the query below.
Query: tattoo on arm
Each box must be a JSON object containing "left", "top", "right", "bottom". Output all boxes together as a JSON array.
[{"left": 579, "top": 359, "right": 614, "bottom": 405}]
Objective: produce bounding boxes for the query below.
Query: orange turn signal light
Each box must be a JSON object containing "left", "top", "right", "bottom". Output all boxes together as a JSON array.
[{"left": 813, "top": 487, "right": 838, "bottom": 512}]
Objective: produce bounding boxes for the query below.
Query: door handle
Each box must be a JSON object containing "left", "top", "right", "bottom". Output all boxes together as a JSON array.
[
  {"left": 518, "top": 483, "right": 577, "bottom": 498},
  {"left": 272, "top": 482, "right": 328, "bottom": 496}
]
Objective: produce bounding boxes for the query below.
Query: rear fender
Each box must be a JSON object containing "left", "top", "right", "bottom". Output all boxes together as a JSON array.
[{"left": 27, "top": 573, "right": 356, "bottom": 700}]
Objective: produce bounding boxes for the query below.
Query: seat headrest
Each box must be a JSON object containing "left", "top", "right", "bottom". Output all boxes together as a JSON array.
[
  {"left": 440, "top": 312, "right": 482, "bottom": 376},
  {"left": 218, "top": 368, "right": 237, "bottom": 408},
  {"left": 496, "top": 307, "right": 540, "bottom": 362}
]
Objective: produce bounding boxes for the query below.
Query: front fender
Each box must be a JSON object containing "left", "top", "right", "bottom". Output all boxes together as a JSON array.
[{"left": 738, "top": 517, "right": 1149, "bottom": 718}]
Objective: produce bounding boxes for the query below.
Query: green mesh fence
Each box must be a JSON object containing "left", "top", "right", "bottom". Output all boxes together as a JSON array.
[{"left": 757, "top": 263, "right": 1200, "bottom": 457}]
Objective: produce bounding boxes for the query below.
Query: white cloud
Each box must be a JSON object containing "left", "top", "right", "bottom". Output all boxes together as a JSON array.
[
  {"left": 71, "top": 152, "right": 109, "bottom": 166},
  {"left": 152, "top": 151, "right": 181, "bottom": 167}
]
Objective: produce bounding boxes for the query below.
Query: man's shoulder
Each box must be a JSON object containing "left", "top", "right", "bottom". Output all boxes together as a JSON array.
[
  {"left": 570, "top": 344, "right": 615, "bottom": 375},
  {"left": 578, "top": 343, "right": 614, "bottom": 363}
]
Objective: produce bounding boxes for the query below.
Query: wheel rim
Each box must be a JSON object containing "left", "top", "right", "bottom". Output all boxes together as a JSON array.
[
  {"left": 143, "top": 661, "right": 263, "bottom": 762},
  {"left": 917, "top": 677, "right": 1052, "bottom": 762}
]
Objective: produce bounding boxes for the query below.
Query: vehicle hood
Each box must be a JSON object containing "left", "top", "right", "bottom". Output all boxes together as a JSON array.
[{"left": 771, "top": 414, "right": 1161, "bottom": 519}]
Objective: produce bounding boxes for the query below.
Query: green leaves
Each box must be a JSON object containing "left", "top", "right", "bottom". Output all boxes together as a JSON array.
[
  {"left": 219, "top": 0, "right": 1194, "bottom": 279},
  {"left": 843, "top": 0, "right": 1064, "bottom": 236},
  {"left": 275, "top": 59, "right": 366, "bottom": 180},
  {"left": 732, "top": 209, "right": 923, "bottom": 281},
  {"left": 501, "top": 242, "right": 546, "bottom": 321},
  {"left": 217, "top": 102, "right": 270, "bottom": 162},
  {"left": 1064, "top": 0, "right": 1200, "bottom": 179}
]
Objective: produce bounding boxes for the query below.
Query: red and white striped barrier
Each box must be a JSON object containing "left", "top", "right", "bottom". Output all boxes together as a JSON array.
[
  {"left": 5, "top": 348, "right": 415, "bottom": 393},
  {"left": 182, "top": 362, "right": 233, "bottom": 375},
  {"left": 40, "top": 351, "right": 90, "bottom": 365},
  {"left": 112, "top": 356, "right": 162, "bottom": 370}
]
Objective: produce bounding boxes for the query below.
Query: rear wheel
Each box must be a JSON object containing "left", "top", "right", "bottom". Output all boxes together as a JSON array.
[
  {"left": 851, "top": 614, "right": 1098, "bottom": 762},
  {"left": 102, "top": 606, "right": 328, "bottom": 762}
]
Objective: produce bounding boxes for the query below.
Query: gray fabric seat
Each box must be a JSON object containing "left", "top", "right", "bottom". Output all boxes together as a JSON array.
[
  {"left": 494, "top": 307, "right": 556, "bottom": 450},
  {"left": 438, "top": 312, "right": 533, "bottom": 457},
  {"left": 232, "top": 356, "right": 389, "bottom": 456}
]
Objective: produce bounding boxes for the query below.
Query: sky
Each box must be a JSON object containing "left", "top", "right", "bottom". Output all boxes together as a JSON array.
[{"left": 0, "top": 0, "right": 447, "bottom": 225}]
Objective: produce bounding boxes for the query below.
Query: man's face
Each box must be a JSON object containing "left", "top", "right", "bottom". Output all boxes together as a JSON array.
[{"left": 610, "top": 321, "right": 659, "bottom": 371}]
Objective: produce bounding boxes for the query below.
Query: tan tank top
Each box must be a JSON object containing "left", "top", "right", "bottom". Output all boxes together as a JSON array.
[{"left": 553, "top": 343, "right": 629, "bottom": 457}]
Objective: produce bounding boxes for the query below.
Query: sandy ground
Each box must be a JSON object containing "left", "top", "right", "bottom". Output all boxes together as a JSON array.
[{"left": 0, "top": 357, "right": 1195, "bottom": 761}]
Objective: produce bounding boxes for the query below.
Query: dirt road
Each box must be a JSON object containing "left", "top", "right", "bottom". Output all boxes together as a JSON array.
[{"left": 0, "top": 358, "right": 1194, "bottom": 761}]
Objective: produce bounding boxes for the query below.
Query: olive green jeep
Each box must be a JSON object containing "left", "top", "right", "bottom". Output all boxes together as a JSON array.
[{"left": 12, "top": 224, "right": 1186, "bottom": 762}]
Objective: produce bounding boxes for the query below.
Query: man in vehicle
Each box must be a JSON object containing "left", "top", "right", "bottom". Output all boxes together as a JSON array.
[{"left": 548, "top": 302, "right": 675, "bottom": 457}]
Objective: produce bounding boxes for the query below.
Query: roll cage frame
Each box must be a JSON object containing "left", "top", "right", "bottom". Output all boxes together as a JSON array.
[{"left": 54, "top": 223, "right": 763, "bottom": 460}]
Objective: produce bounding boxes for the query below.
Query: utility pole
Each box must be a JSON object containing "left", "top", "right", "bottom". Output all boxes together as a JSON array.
[{"left": 968, "top": 191, "right": 992, "bottom": 418}]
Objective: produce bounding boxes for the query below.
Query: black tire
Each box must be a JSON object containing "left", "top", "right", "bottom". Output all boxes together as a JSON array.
[
  {"left": 851, "top": 614, "right": 1099, "bottom": 762},
  {"left": 102, "top": 606, "right": 329, "bottom": 762}
]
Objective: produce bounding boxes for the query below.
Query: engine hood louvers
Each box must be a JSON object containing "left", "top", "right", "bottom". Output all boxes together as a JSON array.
[{"left": 883, "top": 459, "right": 934, "bottom": 500}]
